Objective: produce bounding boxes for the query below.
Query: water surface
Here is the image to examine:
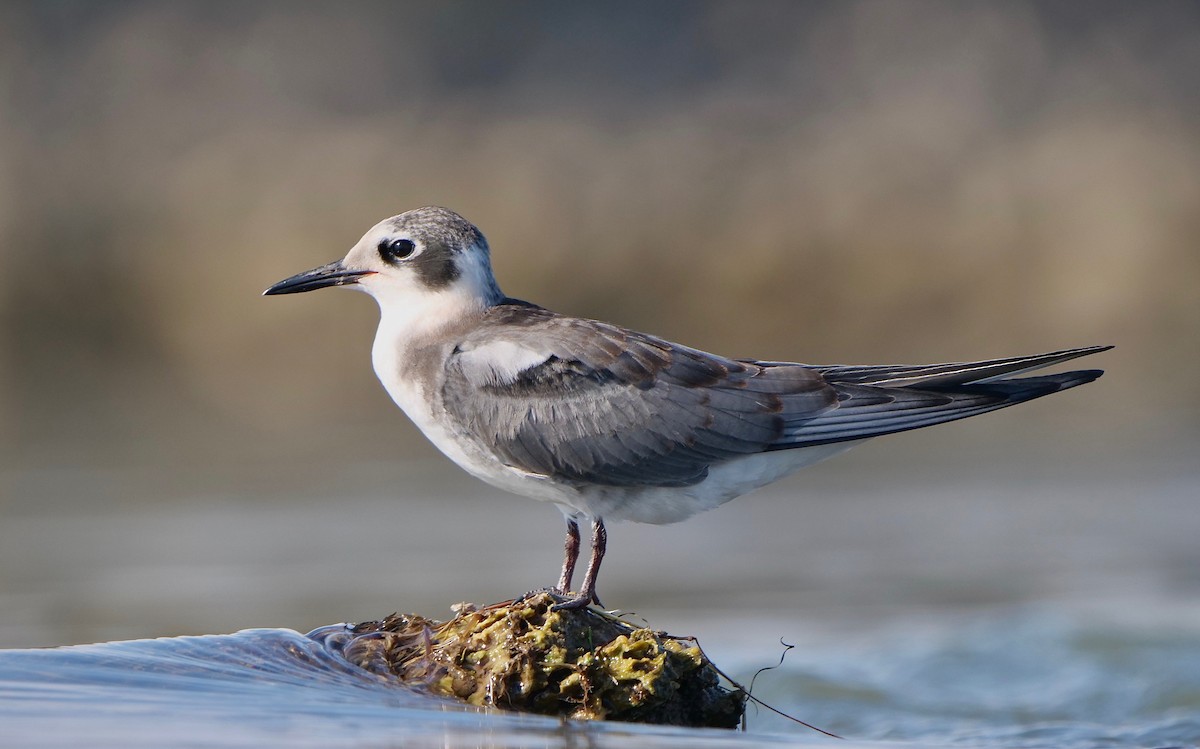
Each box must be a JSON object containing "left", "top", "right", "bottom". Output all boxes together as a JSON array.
[
  {"left": 2, "top": 602, "right": 1197, "bottom": 748},
  {"left": 2, "top": 460, "right": 1197, "bottom": 748}
]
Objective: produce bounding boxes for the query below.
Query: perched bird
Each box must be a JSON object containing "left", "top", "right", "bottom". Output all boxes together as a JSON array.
[{"left": 265, "top": 206, "right": 1109, "bottom": 610}]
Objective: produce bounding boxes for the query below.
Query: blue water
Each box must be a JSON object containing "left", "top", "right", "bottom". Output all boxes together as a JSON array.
[
  {"left": 732, "top": 609, "right": 1200, "bottom": 747},
  {"left": 3, "top": 465, "right": 1198, "bottom": 747},
  {"left": 0, "top": 625, "right": 833, "bottom": 749},
  {"left": 1, "top": 608, "right": 1197, "bottom": 748}
]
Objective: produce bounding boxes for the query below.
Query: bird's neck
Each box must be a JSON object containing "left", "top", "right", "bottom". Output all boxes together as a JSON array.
[
  {"left": 368, "top": 287, "right": 490, "bottom": 425},
  {"left": 368, "top": 248, "right": 505, "bottom": 395}
]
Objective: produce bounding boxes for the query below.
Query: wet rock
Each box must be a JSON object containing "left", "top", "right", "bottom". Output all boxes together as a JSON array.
[{"left": 340, "top": 592, "right": 744, "bottom": 728}]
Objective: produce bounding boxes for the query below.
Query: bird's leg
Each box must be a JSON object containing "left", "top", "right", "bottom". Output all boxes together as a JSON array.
[
  {"left": 555, "top": 518, "right": 581, "bottom": 594},
  {"left": 552, "top": 519, "right": 606, "bottom": 611},
  {"left": 581, "top": 518, "right": 607, "bottom": 606}
]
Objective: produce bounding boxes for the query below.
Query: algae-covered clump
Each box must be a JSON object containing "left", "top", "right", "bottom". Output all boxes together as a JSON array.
[{"left": 339, "top": 592, "right": 744, "bottom": 728}]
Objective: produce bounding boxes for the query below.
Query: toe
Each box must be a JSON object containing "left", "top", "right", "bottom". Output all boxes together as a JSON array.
[{"left": 550, "top": 594, "right": 593, "bottom": 612}]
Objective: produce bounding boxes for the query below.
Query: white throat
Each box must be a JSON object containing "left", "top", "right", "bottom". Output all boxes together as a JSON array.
[
  {"left": 361, "top": 245, "right": 503, "bottom": 350},
  {"left": 360, "top": 246, "right": 503, "bottom": 429}
]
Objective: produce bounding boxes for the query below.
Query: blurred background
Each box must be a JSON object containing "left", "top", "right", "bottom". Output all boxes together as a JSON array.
[{"left": 1, "top": 1, "right": 1197, "bottom": 650}]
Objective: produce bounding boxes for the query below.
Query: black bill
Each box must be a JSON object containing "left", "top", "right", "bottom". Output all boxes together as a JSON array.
[{"left": 263, "top": 261, "right": 375, "bottom": 295}]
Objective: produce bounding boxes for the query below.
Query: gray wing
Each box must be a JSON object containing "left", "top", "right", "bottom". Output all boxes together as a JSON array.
[
  {"left": 442, "top": 303, "right": 1108, "bottom": 487},
  {"left": 441, "top": 304, "right": 837, "bottom": 488}
]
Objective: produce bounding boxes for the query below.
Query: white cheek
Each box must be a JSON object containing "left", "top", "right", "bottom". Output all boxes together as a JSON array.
[{"left": 355, "top": 270, "right": 418, "bottom": 298}]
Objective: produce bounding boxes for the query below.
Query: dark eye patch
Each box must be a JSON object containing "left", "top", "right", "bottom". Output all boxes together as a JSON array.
[{"left": 409, "top": 236, "right": 461, "bottom": 289}]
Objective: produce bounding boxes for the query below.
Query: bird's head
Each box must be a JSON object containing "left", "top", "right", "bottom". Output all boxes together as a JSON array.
[{"left": 264, "top": 206, "right": 504, "bottom": 316}]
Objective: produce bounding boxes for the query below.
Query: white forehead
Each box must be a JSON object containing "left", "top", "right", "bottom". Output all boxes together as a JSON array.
[{"left": 354, "top": 216, "right": 408, "bottom": 250}]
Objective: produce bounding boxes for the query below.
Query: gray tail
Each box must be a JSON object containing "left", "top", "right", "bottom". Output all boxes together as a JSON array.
[
  {"left": 771, "top": 346, "right": 1110, "bottom": 449},
  {"left": 811, "top": 345, "right": 1112, "bottom": 388}
]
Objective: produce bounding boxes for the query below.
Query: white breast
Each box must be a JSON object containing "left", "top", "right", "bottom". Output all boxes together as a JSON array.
[{"left": 369, "top": 310, "right": 575, "bottom": 507}]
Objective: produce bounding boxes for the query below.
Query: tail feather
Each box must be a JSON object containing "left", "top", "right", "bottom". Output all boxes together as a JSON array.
[
  {"left": 810, "top": 345, "right": 1112, "bottom": 388},
  {"left": 769, "top": 361, "right": 1108, "bottom": 451},
  {"left": 924, "top": 369, "right": 1104, "bottom": 397}
]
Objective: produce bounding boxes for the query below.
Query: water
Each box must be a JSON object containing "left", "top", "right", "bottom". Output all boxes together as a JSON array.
[
  {"left": 1, "top": 608, "right": 1197, "bottom": 748},
  {"left": 726, "top": 607, "right": 1200, "bottom": 746},
  {"left": 2, "top": 452, "right": 1198, "bottom": 747},
  {"left": 0, "top": 626, "right": 826, "bottom": 749}
]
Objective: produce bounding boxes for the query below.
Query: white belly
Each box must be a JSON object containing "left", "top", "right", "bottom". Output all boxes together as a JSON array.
[{"left": 576, "top": 440, "right": 865, "bottom": 525}]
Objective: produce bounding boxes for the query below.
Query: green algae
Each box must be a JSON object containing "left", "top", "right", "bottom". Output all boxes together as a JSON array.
[{"left": 340, "top": 592, "right": 744, "bottom": 728}]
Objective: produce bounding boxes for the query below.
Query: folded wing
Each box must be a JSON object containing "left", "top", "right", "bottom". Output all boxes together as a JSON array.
[
  {"left": 442, "top": 304, "right": 837, "bottom": 488},
  {"left": 441, "top": 303, "right": 1108, "bottom": 487}
]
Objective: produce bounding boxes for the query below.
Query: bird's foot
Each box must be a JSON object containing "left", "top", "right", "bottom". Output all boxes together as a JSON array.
[
  {"left": 549, "top": 594, "right": 591, "bottom": 611},
  {"left": 514, "top": 587, "right": 563, "bottom": 605},
  {"left": 514, "top": 580, "right": 603, "bottom": 611},
  {"left": 549, "top": 589, "right": 603, "bottom": 612}
]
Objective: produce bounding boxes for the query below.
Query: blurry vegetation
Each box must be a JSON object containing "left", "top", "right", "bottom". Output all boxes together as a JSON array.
[{"left": 0, "top": 1, "right": 1198, "bottom": 485}]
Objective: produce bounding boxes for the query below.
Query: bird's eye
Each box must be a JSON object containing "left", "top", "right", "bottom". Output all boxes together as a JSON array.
[{"left": 378, "top": 238, "right": 416, "bottom": 264}]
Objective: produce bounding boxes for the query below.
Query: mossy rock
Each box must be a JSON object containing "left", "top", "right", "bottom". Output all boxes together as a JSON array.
[{"left": 339, "top": 592, "right": 745, "bottom": 728}]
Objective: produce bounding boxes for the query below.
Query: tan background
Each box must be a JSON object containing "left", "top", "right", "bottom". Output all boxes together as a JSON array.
[{"left": 1, "top": 2, "right": 1197, "bottom": 647}]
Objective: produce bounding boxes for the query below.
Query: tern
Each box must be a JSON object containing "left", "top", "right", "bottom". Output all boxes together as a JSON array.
[{"left": 265, "top": 206, "right": 1109, "bottom": 609}]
